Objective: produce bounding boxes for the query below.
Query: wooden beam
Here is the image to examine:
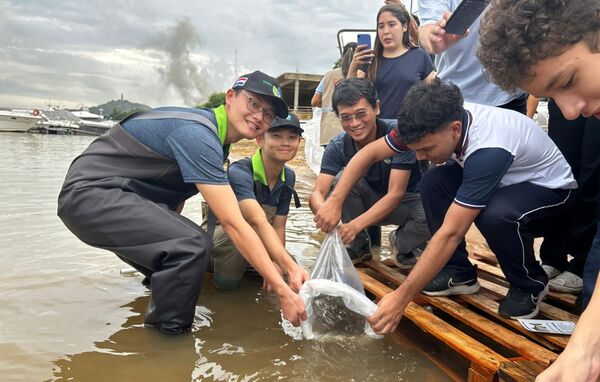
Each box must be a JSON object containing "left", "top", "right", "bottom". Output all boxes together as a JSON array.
[
  {"left": 358, "top": 270, "right": 508, "bottom": 373},
  {"left": 455, "top": 293, "right": 568, "bottom": 350},
  {"left": 363, "top": 261, "right": 558, "bottom": 365},
  {"left": 498, "top": 361, "right": 546, "bottom": 382}
]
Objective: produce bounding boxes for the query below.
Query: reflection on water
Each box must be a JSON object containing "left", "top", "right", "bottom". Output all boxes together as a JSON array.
[{"left": 0, "top": 133, "right": 451, "bottom": 381}]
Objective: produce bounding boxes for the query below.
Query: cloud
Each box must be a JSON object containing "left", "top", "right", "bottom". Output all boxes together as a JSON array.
[{"left": 0, "top": 0, "right": 388, "bottom": 108}]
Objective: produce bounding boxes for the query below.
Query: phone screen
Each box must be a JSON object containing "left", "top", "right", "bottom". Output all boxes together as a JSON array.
[
  {"left": 444, "top": 0, "right": 490, "bottom": 35},
  {"left": 357, "top": 33, "right": 372, "bottom": 49}
]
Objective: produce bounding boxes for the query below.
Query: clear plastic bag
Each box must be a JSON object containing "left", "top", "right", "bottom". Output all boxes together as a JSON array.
[
  {"left": 300, "top": 229, "right": 382, "bottom": 340},
  {"left": 303, "top": 107, "right": 325, "bottom": 175},
  {"left": 309, "top": 228, "right": 364, "bottom": 293}
]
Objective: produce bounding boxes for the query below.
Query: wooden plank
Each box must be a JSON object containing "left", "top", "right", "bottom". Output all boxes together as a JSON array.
[
  {"left": 363, "top": 261, "right": 558, "bottom": 365},
  {"left": 469, "top": 363, "right": 496, "bottom": 382},
  {"left": 359, "top": 271, "right": 508, "bottom": 373},
  {"left": 470, "top": 258, "right": 577, "bottom": 307},
  {"left": 498, "top": 361, "right": 546, "bottom": 382},
  {"left": 391, "top": 330, "right": 466, "bottom": 382},
  {"left": 456, "top": 293, "right": 568, "bottom": 350}
]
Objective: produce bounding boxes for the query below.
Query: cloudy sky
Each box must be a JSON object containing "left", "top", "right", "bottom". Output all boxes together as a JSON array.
[{"left": 0, "top": 0, "right": 417, "bottom": 109}]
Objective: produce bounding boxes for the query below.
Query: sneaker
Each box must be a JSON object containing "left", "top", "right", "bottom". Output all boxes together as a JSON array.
[
  {"left": 388, "top": 230, "right": 418, "bottom": 269},
  {"left": 549, "top": 271, "right": 583, "bottom": 293},
  {"left": 347, "top": 245, "right": 372, "bottom": 265},
  {"left": 542, "top": 264, "right": 561, "bottom": 280},
  {"left": 394, "top": 252, "right": 417, "bottom": 269},
  {"left": 422, "top": 267, "right": 480, "bottom": 296},
  {"left": 498, "top": 284, "right": 548, "bottom": 319}
]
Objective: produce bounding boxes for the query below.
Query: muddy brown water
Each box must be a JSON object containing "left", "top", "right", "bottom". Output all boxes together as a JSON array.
[{"left": 0, "top": 133, "right": 457, "bottom": 381}]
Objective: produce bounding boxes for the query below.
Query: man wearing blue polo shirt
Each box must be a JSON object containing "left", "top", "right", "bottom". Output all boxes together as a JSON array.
[
  {"left": 310, "top": 78, "right": 430, "bottom": 267},
  {"left": 210, "top": 114, "right": 309, "bottom": 290},
  {"left": 58, "top": 71, "right": 307, "bottom": 334}
]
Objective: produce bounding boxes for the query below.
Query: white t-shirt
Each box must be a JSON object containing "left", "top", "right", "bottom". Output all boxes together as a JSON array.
[{"left": 451, "top": 102, "right": 577, "bottom": 207}]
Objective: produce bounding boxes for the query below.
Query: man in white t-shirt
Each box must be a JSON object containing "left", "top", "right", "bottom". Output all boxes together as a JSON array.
[{"left": 315, "top": 79, "right": 576, "bottom": 327}]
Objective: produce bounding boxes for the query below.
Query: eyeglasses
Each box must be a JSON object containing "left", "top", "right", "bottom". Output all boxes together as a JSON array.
[
  {"left": 339, "top": 110, "right": 369, "bottom": 123},
  {"left": 240, "top": 92, "right": 276, "bottom": 124}
]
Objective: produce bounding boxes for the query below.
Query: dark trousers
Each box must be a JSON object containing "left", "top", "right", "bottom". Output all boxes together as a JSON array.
[
  {"left": 540, "top": 99, "right": 600, "bottom": 276},
  {"left": 58, "top": 185, "right": 211, "bottom": 331},
  {"left": 582, "top": 222, "right": 600, "bottom": 309},
  {"left": 420, "top": 163, "right": 573, "bottom": 293}
]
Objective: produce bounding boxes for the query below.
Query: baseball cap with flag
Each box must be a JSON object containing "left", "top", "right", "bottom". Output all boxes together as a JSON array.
[{"left": 232, "top": 71, "right": 289, "bottom": 119}]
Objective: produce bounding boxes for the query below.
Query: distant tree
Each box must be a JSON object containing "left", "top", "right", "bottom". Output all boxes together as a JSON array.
[
  {"left": 333, "top": 58, "right": 342, "bottom": 69},
  {"left": 109, "top": 108, "right": 145, "bottom": 121},
  {"left": 198, "top": 92, "right": 226, "bottom": 109}
]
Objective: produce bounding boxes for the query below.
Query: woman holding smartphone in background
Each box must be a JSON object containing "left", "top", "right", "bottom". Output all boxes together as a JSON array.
[{"left": 349, "top": 4, "right": 435, "bottom": 119}]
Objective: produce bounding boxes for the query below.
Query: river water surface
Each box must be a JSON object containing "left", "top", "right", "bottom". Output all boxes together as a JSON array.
[{"left": 0, "top": 132, "right": 454, "bottom": 381}]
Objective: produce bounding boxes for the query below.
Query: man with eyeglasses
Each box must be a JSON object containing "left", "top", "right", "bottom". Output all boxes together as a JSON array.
[
  {"left": 309, "top": 78, "right": 430, "bottom": 267},
  {"left": 57, "top": 70, "right": 307, "bottom": 335}
]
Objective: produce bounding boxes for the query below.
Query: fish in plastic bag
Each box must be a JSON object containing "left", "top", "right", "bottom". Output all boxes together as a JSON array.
[{"left": 300, "top": 229, "right": 382, "bottom": 339}]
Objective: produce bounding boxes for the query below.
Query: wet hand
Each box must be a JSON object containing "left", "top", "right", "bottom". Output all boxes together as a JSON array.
[
  {"left": 428, "top": 11, "right": 468, "bottom": 54},
  {"left": 338, "top": 222, "right": 360, "bottom": 245},
  {"left": 279, "top": 289, "right": 307, "bottom": 327},
  {"left": 287, "top": 265, "right": 310, "bottom": 293},
  {"left": 367, "top": 290, "right": 408, "bottom": 335},
  {"left": 314, "top": 198, "right": 341, "bottom": 233}
]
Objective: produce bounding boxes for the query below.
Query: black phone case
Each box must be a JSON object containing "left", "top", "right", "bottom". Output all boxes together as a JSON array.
[{"left": 444, "top": 0, "right": 490, "bottom": 35}]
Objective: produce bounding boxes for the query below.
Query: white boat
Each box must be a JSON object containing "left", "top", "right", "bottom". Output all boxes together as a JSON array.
[
  {"left": 31, "top": 109, "right": 81, "bottom": 134},
  {"left": 0, "top": 109, "right": 42, "bottom": 132},
  {"left": 71, "top": 110, "right": 116, "bottom": 136}
]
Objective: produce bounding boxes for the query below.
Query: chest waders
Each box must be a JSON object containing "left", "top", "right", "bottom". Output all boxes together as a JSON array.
[{"left": 57, "top": 110, "right": 227, "bottom": 334}]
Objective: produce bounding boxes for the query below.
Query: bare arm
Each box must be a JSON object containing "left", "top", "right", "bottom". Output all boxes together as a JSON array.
[
  {"left": 536, "top": 276, "right": 600, "bottom": 382},
  {"left": 311, "top": 93, "right": 322, "bottom": 108},
  {"left": 419, "top": 11, "right": 467, "bottom": 55},
  {"left": 338, "top": 169, "right": 410, "bottom": 245},
  {"left": 197, "top": 183, "right": 306, "bottom": 325},
  {"left": 309, "top": 173, "right": 336, "bottom": 215},
  {"left": 314, "top": 137, "right": 395, "bottom": 232},
  {"left": 368, "top": 203, "right": 480, "bottom": 334},
  {"left": 424, "top": 70, "right": 437, "bottom": 84},
  {"left": 238, "top": 199, "right": 309, "bottom": 292}
]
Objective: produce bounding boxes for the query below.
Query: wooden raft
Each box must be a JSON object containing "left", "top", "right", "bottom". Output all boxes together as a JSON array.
[{"left": 358, "top": 251, "right": 580, "bottom": 382}]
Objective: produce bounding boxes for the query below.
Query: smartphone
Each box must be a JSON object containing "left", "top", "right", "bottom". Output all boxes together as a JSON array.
[
  {"left": 357, "top": 33, "right": 372, "bottom": 49},
  {"left": 444, "top": 0, "right": 490, "bottom": 35},
  {"left": 356, "top": 33, "right": 372, "bottom": 71}
]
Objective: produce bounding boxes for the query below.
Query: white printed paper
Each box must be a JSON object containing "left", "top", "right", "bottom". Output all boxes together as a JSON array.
[{"left": 517, "top": 319, "right": 576, "bottom": 335}]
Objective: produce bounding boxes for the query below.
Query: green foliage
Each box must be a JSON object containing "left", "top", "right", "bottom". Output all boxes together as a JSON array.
[
  {"left": 90, "top": 99, "right": 150, "bottom": 118},
  {"left": 109, "top": 108, "right": 146, "bottom": 121},
  {"left": 198, "top": 92, "right": 226, "bottom": 109}
]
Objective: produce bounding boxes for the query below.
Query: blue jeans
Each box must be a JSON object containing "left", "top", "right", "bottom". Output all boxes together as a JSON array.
[{"left": 582, "top": 222, "right": 600, "bottom": 310}]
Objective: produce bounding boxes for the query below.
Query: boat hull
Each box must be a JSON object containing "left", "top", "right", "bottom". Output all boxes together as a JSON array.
[{"left": 0, "top": 113, "right": 40, "bottom": 132}]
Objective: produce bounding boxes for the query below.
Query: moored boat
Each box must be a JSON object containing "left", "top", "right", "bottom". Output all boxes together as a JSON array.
[{"left": 0, "top": 109, "right": 42, "bottom": 132}]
